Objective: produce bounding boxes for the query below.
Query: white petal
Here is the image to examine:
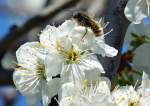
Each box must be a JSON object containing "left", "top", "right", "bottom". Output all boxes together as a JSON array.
[
  {"left": 98, "top": 77, "right": 111, "bottom": 90},
  {"left": 58, "top": 35, "right": 73, "bottom": 52},
  {"left": 124, "top": 22, "right": 150, "bottom": 45},
  {"left": 16, "top": 42, "right": 46, "bottom": 70},
  {"left": 96, "top": 80, "right": 111, "bottom": 95},
  {"left": 59, "top": 98, "right": 71, "bottom": 106},
  {"left": 39, "top": 25, "right": 59, "bottom": 51},
  {"left": 69, "top": 64, "right": 85, "bottom": 84},
  {"left": 80, "top": 55, "right": 105, "bottom": 73},
  {"left": 94, "top": 40, "right": 118, "bottom": 57},
  {"left": 13, "top": 69, "right": 41, "bottom": 95},
  {"left": 45, "top": 53, "right": 63, "bottom": 81},
  {"left": 96, "top": 96, "right": 116, "bottom": 106},
  {"left": 59, "top": 82, "right": 75, "bottom": 100},
  {"left": 84, "top": 69, "right": 101, "bottom": 81},
  {"left": 141, "top": 71, "right": 150, "bottom": 89},
  {"left": 124, "top": 0, "right": 148, "bottom": 24},
  {"left": 140, "top": 96, "right": 150, "bottom": 106},
  {"left": 138, "top": 72, "right": 150, "bottom": 96},
  {"left": 124, "top": 23, "right": 144, "bottom": 44},
  {"left": 112, "top": 86, "right": 139, "bottom": 105},
  {"left": 70, "top": 26, "right": 95, "bottom": 50},
  {"left": 58, "top": 20, "right": 77, "bottom": 37},
  {"left": 133, "top": 43, "right": 150, "bottom": 74},
  {"left": 42, "top": 79, "right": 60, "bottom": 106}
]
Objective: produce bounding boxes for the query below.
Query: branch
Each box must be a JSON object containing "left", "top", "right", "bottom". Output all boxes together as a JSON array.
[
  {"left": 0, "top": 0, "right": 80, "bottom": 53},
  {"left": 98, "top": 0, "right": 129, "bottom": 81}
]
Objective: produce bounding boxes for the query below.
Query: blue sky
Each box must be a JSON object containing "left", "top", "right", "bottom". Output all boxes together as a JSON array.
[
  {"left": 0, "top": 94, "right": 28, "bottom": 106},
  {"left": 0, "top": 0, "right": 27, "bottom": 39},
  {"left": 0, "top": 1, "right": 30, "bottom": 105}
]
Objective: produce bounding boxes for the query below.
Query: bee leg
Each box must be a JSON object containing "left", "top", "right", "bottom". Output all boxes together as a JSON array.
[{"left": 81, "top": 28, "right": 88, "bottom": 40}]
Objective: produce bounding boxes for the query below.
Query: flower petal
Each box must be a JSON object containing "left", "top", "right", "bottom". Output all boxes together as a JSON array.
[
  {"left": 58, "top": 82, "right": 75, "bottom": 100},
  {"left": 16, "top": 42, "right": 46, "bottom": 70},
  {"left": 45, "top": 53, "right": 63, "bottom": 81},
  {"left": 133, "top": 43, "right": 150, "bottom": 74},
  {"left": 13, "top": 69, "right": 41, "bottom": 95},
  {"left": 39, "top": 25, "right": 59, "bottom": 51},
  {"left": 124, "top": 22, "right": 150, "bottom": 45},
  {"left": 94, "top": 40, "right": 118, "bottom": 57},
  {"left": 140, "top": 96, "right": 150, "bottom": 106},
  {"left": 138, "top": 72, "right": 150, "bottom": 96},
  {"left": 70, "top": 26, "right": 95, "bottom": 50},
  {"left": 58, "top": 20, "right": 77, "bottom": 37},
  {"left": 80, "top": 55, "right": 105, "bottom": 73},
  {"left": 141, "top": 71, "right": 150, "bottom": 89},
  {"left": 124, "top": 0, "right": 148, "bottom": 24},
  {"left": 112, "top": 86, "right": 139, "bottom": 105},
  {"left": 42, "top": 79, "right": 60, "bottom": 106}
]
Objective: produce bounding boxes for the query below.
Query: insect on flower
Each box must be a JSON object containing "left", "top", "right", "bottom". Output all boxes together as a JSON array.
[{"left": 73, "top": 12, "right": 113, "bottom": 39}]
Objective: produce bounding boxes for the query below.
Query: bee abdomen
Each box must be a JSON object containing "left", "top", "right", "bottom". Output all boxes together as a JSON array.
[{"left": 92, "top": 29, "right": 103, "bottom": 37}]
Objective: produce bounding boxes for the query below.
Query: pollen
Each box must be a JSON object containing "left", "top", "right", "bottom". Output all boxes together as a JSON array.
[
  {"left": 56, "top": 40, "right": 64, "bottom": 53},
  {"left": 65, "top": 47, "right": 80, "bottom": 64},
  {"left": 37, "top": 63, "right": 46, "bottom": 80},
  {"left": 128, "top": 100, "right": 140, "bottom": 106},
  {"left": 82, "top": 80, "right": 92, "bottom": 94}
]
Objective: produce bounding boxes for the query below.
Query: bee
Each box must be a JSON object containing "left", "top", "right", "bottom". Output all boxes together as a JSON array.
[{"left": 73, "top": 12, "right": 113, "bottom": 38}]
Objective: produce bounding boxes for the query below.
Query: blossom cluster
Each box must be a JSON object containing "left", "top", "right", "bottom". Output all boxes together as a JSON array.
[
  {"left": 124, "top": 0, "right": 150, "bottom": 75},
  {"left": 13, "top": 0, "right": 150, "bottom": 106},
  {"left": 13, "top": 19, "right": 118, "bottom": 106}
]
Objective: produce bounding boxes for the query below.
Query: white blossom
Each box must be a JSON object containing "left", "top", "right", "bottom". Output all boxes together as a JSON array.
[
  {"left": 13, "top": 42, "right": 60, "bottom": 106},
  {"left": 112, "top": 72, "right": 150, "bottom": 106},
  {"left": 13, "top": 19, "right": 119, "bottom": 106},
  {"left": 42, "top": 20, "right": 105, "bottom": 83},
  {"left": 112, "top": 86, "right": 140, "bottom": 106},
  {"left": 125, "top": 0, "right": 150, "bottom": 24},
  {"left": 59, "top": 77, "right": 116, "bottom": 106}
]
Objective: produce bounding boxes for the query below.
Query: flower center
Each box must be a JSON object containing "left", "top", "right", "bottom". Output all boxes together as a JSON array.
[
  {"left": 37, "top": 63, "right": 46, "bottom": 80},
  {"left": 65, "top": 47, "right": 80, "bottom": 64},
  {"left": 83, "top": 80, "right": 91, "bottom": 88},
  {"left": 55, "top": 40, "right": 82, "bottom": 64},
  {"left": 128, "top": 100, "right": 140, "bottom": 106}
]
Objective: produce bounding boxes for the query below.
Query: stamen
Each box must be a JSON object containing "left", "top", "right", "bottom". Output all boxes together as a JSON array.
[
  {"left": 134, "top": 80, "right": 139, "bottom": 89},
  {"left": 148, "top": 4, "right": 150, "bottom": 16},
  {"left": 128, "top": 100, "right": 140, "bottom": 106},
  {"left": 65, "top": 47, "right": 80, "bottom": 64},
  {"left": 56, "top": 40, "right": 64, "bottom": 53},
  {"left": 98, "top": 18, "right": 102, "bottom": 23},
  {"left": 103, "top": 22, "right": 110, "bottom": 29},
  {"left": 146, "top": 0, "right": 150, "bottom": 15},
  {"left": 54, "top": 97, "right": 59, "bottom": 105},
  {"left": 64, "top": 64, "right": 71, "bottom": 72},
  {"left": 118, "top": 97, "right": 125, "bottom": 104},
  {"left": 100, "top": 28, "right": 114, "bottom": 38},
  {"left": 112, "top": 85, "right": 120, "bottom": 92}
]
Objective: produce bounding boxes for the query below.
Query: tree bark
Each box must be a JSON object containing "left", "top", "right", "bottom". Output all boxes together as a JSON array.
[{"left": 98, "top": 0, "right": 129, "bottom": 82}]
